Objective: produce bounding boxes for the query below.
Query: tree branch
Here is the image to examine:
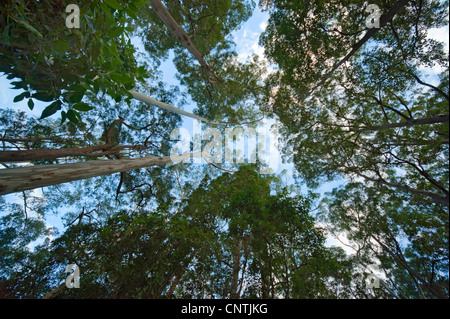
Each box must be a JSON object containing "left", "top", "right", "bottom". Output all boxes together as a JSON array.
[
  {"left": 355, "top": 114, "right": 449, "bottom": 132},
  {"left": 149, "top": 0, "right": 221, "bottom": 84},
  {"left": 129, "top": 90, "right": 218, "bottom": 124}
]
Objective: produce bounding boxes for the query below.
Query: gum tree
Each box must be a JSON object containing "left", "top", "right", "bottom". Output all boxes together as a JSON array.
[
  {"left": 1, "top": 166, "right": 354, "bottom": 299},
  {"left": 321, "top": 182, "right": 449, "bottom": 298},
  {"left": 0, "top": 0, "right": 259, "bottom": 195},
  {"left": 260, "top": 0, "right": 449, "bottom": 205}
]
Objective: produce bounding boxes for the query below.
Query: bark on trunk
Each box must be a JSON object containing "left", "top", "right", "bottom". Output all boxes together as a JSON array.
[
  {"left": 230, "top": 239, "right": 242, "bottom": 299},
  {"left": 0, "top": 144, "right": 111, "bottom": 163},
  {"left": 0, "top": 152, "right": 201, "bottom": 195}
]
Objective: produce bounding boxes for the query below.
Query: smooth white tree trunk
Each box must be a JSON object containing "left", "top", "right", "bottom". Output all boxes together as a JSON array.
[
  {"left": 0, "top": 152, "right": 201, "bottom": 195},
  {"left": 129, "top": 90, "right": 217, "bottom": 124}
]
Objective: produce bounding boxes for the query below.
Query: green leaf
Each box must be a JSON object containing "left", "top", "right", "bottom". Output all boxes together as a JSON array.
[
  {"left": 67, "top": 109, "right": 81, "bottom": 123},
  {"left": 10, "top": 81, "right": 25, "bottom": 88},
  {"left": 110, "top": 72, "right": 133, "bottom": 85},
  {"left": 109, "top": 72, "right": 125, "bottom": 83},
  {"left": 10, "top": 81, "right": 26, "bottom": 90},
  {"left": 93, "top": 80, "right": 100, "bottom": 95},
  {"left": 73, "top": 102, "right": 94, "bottom": 111},
  {"left": 13, "top": 91, "right": 30, "bottom": 102},
  {"left": 72, "top": 83, "right": 88, "bottom": 93},
  {"left": 28, "top": 99, "right": 34, "bottom": 110},
  {"left": 60, "top": 110, "right": 67, "bottom": 124},
  {"left": 14, "top": 18, "right": 43, "bottom": 38},
  {"left": 2, "top": 24, "right": 11, "bottom": 43},
  {"left": 32, "top": 92, "right": 55, "bottom": 102},
  {"left": 67, "top": 91, "right": 84, "bottom": 103},
  {"left": 126, "top": 7, "right": 138, "bottom": 20},
  {"left": 52, "top": 39, "right": 69, "bottom": 53},
  {"left": 40, "top": 100, "right": 62, "bottom": 119},
  {"left": 109, "top": 27, "right": 123, "bottom": 38},
  {"left": 104, "top": 0, "right": 122, "bottom": 11}
]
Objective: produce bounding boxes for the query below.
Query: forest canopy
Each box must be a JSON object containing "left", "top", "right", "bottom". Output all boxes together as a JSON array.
[{"left": 0, "top": 0, "right": 448, "bottom": 299}]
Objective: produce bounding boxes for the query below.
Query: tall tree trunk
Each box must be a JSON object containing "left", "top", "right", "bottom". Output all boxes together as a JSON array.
[
  {"left": 260, "top": 245, "right": 270, "bottom": 299},
  {"left": 149, "top": 0, "right": 219, "bottom": 83},
  {"left": 0, "top": 144, "right": 111, "bottom": 163},
  {"left": 0, "top": 152, "right": 201, "bottom": 195},
  {"left": 166, "top": 248, "right": 197, "bottom": 299},
  {"left": 230, "top": 239, "right": 243, "bottom": 299}
]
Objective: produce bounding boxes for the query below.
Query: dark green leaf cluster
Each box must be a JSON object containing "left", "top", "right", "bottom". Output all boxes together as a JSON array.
[{"left": 1, "top": 0, "right": 148, "bottom": 121}]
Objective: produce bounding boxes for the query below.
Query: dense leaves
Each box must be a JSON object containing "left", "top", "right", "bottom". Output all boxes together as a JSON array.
[
  {"left": 0, "top": 0, "right": 148, "bottom": 121},
  {"left": 260, "top": 0, "right": 449, "bottom": 203},
  {"left": 1, "top": 166, "right": 353, "bottom": 299}
]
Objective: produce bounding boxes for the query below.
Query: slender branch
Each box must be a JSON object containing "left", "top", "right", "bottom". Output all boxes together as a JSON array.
[
  {"left": 369, "top": 94, "right": 411, "bottom": 121},
  {"left": 354, "top": 171, "right": 449, "bottom": 205},
  {"left": 386, "top": 150, "right": 449, "bottom": 195},
  {"left": 355, "top": 114, "right": 449, "bottom": 132},
  {"left": 411, "top": 73, "right": 449, "bottom": 101},
  {"left": 42, "top": 283, "right": 66, "bottom": 299},
  {"left": 388, "top": 90, "right": 414, "bottom": 119},
  {"left": 129, "top": 90, "right": 218, "bottom": 124},
  {"left": 202, "top": 155, "right": 238, "bottom": 173}
]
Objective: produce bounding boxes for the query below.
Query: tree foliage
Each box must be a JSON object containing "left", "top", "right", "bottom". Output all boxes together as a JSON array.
[
  {"left": 1, "top": 166, "right": 354, "bottom": 299},
  {"left": 260, "top": 0, "right": 449, "bottom": 204},
  {"left": 0, "top": 0, "right": 152, "bottom": 121}
]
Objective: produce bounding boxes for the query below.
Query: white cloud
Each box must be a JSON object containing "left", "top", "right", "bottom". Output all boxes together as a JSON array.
[
  {"left": 234, "top": 27, "right": 264, "bottom": 62},
  {"left": 231, "top": 8, "right": 269, "bottom": 63},
  {"left": 416, "top": 25, "right": 449, "bottom": 85},
  {"left": 427, "top": 25, "right": 449, "bottom": 53},
  {"left": 259, "top": 21, "right": 267, "bottom": 32}
]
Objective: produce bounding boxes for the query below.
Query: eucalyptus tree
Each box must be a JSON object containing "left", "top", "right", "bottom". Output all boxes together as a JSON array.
[
  {"left": 0, "top": 0, "right": 150, "bottom": 119},
  {"left": 260, "top": 0, "right": 449, "bottom": 205},
  {"left": 0, "top": 1, "right": 270, "bottom": 299},
  {"left": 1, "top": 0, "right": 265, "bottom": 195},
  {"left": 175, "top": 165, "right": 353, "bottom": 299},
  {"left": 136, "top": 0, "right": 267, "bottom": 123},
  {"left": 321, "top": 182, "right": 449, "bottom": 298},
  {"left": 1, "top": 165, "right": 355, "bottom": 299}
]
